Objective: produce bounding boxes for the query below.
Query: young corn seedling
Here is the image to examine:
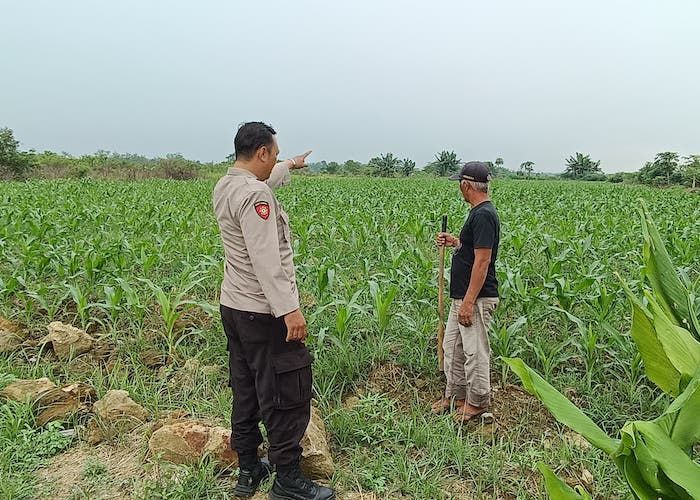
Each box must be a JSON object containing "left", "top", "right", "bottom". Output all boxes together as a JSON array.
[
  {"left": 141, "top": 277, "right": 216, "bottom": 358},
  {"left": 65, "top": 282, "right": 91, "bottom": 329},
  {"left": 368, "top": 280, "right": 398, "bottom": 335},
  {"left": 91, "top": 284, "right": 124, "bottom": 333},
  {"left": 489, "top": 315, "right": 527, "bottom": 384},
  {"left": 26, "top": 284, "right": 68, "bottom": 323},
  {"left": 116, "top": 278, "right": 147, "bottom": 334}
]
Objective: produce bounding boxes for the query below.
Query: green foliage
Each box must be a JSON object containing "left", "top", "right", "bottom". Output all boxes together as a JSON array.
[
  {"left": 505, "top": 202, "right": 700, "bottom": 499},
  {"left": 0, "top": 399, "right": 73, "bottom": 498},
  {"left": 608, "top": 173, "right": 624, "bottom": 183},
  {"left": 681, "top": 155, "right": 700, "bottom": 189},
  {"left": 638, "top": 152, "right": 683, "bottom": 186},
  {"left": 1, "top": 178, "right": 699, "bottom": 497},
  {"left": 368, "top": 153, "right": 401, "bottom": 177},
  {"left": 0, "top": 127, "right": 34, "bottom": 179},
  {"left": 425, "top": 150, "right": 461, "bottom": 177},
  {"left": 519, "top": 160, "right": 535, "bottom": 178},
  {"left": 563, "top": 153, "right": 602, "bottom": 180},
  {"left": 400, "top": 158, "right": 416, "bottom": 177}
]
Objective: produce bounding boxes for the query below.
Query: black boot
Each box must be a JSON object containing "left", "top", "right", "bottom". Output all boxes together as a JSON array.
[
  {"left": 269, "top": 463, "right": 335, "bottom": 500},
  {"left": 234, "top": 459, "right": 273, "bottom": 498}
]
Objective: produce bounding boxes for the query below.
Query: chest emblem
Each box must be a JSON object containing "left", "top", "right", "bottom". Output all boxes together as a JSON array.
[{"left": 254, "top": 201, "right": 270, "bottom": 220}]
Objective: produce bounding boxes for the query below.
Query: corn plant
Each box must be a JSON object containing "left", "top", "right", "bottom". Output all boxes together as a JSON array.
[
  {"left": 505, "top": 201, "right": 700, "bottom": 499},
  {"left": 316, "top": 265, "right": 336, "bottom": 304},
  {"left": 90, "top": 284, "right": 124, "bottom": 332},
  {"left": 489, "top": 315, "right": 527, "bottom": 383},
  {"left": 141, "top": 277, "right": 216, "bottom": 358},
  {"left": 65, "top": 282, "right": 91, "bottom": 329},
  {"left": 26, "top": 284, "right": 68, "bottom": 322},
  {"left": 368, "top": 280, "right": 398, "bottom": 335}
]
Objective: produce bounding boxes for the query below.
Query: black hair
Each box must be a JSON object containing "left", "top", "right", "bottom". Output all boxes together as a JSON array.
[{"left": 234, "top": 122, "right": 276, "bottom": 160}]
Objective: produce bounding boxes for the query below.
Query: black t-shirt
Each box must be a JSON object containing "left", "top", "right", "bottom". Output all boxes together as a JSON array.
[{"left": 450, "top": 201, "right": 500, "bottom": 299}]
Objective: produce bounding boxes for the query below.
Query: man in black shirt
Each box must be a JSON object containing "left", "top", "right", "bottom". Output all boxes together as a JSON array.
[{"left": 432, "top": 161, "right": 500, "bottom": 423}]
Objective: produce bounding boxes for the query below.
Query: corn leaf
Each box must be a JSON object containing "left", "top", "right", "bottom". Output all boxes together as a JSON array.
[
  {"left": 653, "top": 373, "right": 700, "bottom": 453},
  {"left": 537, "top": 463, "right": 591, "bottom": 500},
  {"left": 620, "top": 280, "right": 681, "bottom": 396},
  {"left": 647, "top": 292, "right": 700, "bottom": 387},
  {"left": 626, "top": 421, "right": 700, "bottom": 498},
  {"left": 503, "top": 357, "right": 619, "bottom": 455},
  {"left": 639, "top": 201, "right": 697, "bottom": 339}
]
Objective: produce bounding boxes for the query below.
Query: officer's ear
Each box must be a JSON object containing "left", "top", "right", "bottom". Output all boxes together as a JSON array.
[{"left": 256, "top": 145, "right": 269, "bottom": 163}]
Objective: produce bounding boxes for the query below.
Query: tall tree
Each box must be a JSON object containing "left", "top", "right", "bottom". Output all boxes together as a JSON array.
[
  {"left": 426, "top": 150, "right": 461, "bottom": 177},
  {"left": 495, "top": 157, "right": 504, "bottom": 168},
  {"left": 564, "top": 153, "right": 602, "bottom": 179},
  {"left": 638, "top": 152, "right": 681, "bottom": 186},
  {"left": 0, "top": 127, "right": 33, "bottom": 179},
  {"left": 368, "top": 153, "right": 401, "bottom": 177},
  {"left": 401, "top": 158, "right": 416, "bottom": 177},
  {"left": 325, "top": 161, "right": 340, "bottom": 174},
  {"left": 519, "top": 161, "right": 534, "bottom": 178},
  {"left": 342, "top": 159, "right": 365, "bottom": 175},
  {"left": 681, "top": 155, "right": 700, "bottom": 189}
]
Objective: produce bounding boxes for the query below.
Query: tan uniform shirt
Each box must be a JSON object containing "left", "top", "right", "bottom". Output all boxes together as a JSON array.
[{"left": 213, "top": 163, "right": 298, "bottom": 317}]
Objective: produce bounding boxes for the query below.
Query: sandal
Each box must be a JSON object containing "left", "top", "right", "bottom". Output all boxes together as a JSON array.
[
  {"left": 431, "top": 397, "right": 465, "bottom": 415},
  {"left": 452, "top": 404, "right": 491, "bottom": 424}
]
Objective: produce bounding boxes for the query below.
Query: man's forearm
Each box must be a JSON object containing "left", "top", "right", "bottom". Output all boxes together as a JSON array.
[
  {"left": 266, "top": 161, "right": 292, "bottom": 189},
  {"left": 463, "top": 260, "right": 489, "bottom": 305}
]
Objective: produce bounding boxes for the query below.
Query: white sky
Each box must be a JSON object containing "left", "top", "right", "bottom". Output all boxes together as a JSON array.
[{"left": 2, "top": 0, "right": 699, "bottom": 172}]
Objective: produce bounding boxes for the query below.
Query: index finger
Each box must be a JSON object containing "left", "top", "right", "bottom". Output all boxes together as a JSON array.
[{"left": 301, "top": 150, "right": 312, "bottom": 159}]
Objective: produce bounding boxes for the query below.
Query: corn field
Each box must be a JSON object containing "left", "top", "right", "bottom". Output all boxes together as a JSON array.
[{"left": 1, "top": 178, "right": 699, "bottom": 498}]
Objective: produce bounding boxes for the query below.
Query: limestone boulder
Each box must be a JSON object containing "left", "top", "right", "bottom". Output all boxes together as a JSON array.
[
  {"left": 0, "top": 316, "right": 26, "bottom": 353},
  {"left": 40, "top": 322, "right": 95, "bottom": 360},
  {"left": 1, "top": 377, "right": 56, "bottom": 402},
  {"left": 88, "top": 390, "right": 149, "bottom": 443},
  {"left": 148, "top": 420, "right": 238, "bottom": 468},
  {"left": 35, "top": 382, "right": 96, "bottom": 426},
  {"left": 300, "top": 406, "right": 335, "bottom": 479}
]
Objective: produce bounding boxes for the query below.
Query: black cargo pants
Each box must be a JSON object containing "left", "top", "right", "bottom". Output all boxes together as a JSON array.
[{"left": 221, "top": 304, "right": 312, "bottom": 466}]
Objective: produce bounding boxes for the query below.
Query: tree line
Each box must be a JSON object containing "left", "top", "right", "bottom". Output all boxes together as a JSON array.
[{"left": 1, "top": 127, "right": 698, "bottom": 188}]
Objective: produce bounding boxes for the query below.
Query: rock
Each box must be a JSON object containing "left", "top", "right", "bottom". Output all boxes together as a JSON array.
[
  {"left": 92, "top": 389, "right": 148, "bottom": 437},
  {"left": 85, "top": 419, "right": 106, "bottom": 445},
  {"left": 300, "top": 407, "right": 335, "bottom": 479},
  {"left": 580, "top": 468, "right": 594, "bottom": 490},
  {"left": 35, "top": 383, "right": 96, "bottom": 426},
  {"left": 564, "top": 431, "right": 592, "bottom": 451},
  {"left": 148, "top": 420, "right": 238, "bottom": 468},
  {"left": 151, "top": 410, "right": 191, "bottom": 433},
  {"left": 1, "top": 377, "right": 57, "bottom": 402},
  {"left": 40, "top": 322, "right": 95, "bottom": 360},
  {"left": 203, "top": 425, "right": 238, "bottom": 466},
  {"left": 0, "top": 316, "right": 26, "bottom": 353}
]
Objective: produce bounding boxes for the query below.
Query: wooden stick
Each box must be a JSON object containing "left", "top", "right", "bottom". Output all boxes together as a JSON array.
[{"left": 437, "top": 215, "right": 447, "bottom": 371}]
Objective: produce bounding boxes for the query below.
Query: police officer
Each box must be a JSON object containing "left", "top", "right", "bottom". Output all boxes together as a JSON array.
[{"left": 213, "top": 122, "right": 335, "bottom": 500}]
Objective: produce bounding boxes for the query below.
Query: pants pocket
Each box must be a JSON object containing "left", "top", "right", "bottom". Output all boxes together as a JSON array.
[{"left": 271, "top": 349, "right": 313, "bottom": 409}]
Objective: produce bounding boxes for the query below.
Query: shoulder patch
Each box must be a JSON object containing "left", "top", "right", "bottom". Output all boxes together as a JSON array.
[{"left": 254, "top": 201, "right": 270, "bottom": 220}]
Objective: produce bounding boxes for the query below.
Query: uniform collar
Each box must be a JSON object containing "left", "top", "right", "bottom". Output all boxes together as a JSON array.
[{"left": 227, "top": 166, "right": 258, "bottom": 179}]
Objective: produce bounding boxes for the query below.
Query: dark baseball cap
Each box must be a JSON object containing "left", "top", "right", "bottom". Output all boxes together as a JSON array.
[{"left": 448, "top": 161, "right": 492, "bottom": 183}]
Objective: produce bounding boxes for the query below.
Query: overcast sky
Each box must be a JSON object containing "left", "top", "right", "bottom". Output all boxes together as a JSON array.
[{"left": 2, "top": 1, "right": 699, "bottom": 172}]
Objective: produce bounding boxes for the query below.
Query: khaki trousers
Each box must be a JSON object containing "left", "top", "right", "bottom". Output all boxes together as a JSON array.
[{"left": 442, "top": 297, "right": 499, "bottom": 407}]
